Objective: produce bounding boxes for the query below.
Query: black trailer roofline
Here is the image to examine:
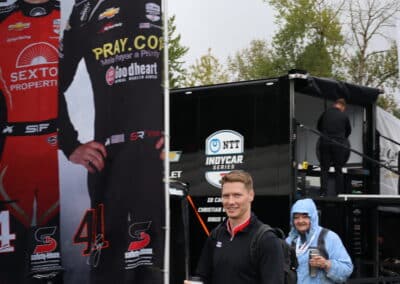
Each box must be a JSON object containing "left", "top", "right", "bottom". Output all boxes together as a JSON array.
[
  {"left": 171, "top": 72, "right": 383, "bottom": 106},
  {"left": 170, "top": 77, "right": 280, "bottom": 94}
]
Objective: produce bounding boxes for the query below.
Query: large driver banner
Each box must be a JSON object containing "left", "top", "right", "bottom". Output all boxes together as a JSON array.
[
  {"left": 0, "top": 0, "right": 165, "bottom": 283},
  {"left": 0, "top": 1, "right": 63, "bottom": 283},
  {"left": 58, "top": 0, "right": 165, "bottom": 283}
]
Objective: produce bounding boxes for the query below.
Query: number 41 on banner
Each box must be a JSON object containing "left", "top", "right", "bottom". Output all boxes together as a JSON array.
[
  {"left": 73, "top": 204, "right": 109, "bottom": 256},
  {"left": 0, "top": 210, "right": 16, "bottom": 253}
]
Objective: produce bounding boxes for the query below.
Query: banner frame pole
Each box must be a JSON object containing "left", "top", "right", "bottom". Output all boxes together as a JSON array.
[{"left": 162, "top": 0, "right": 171, "bottom": 283}]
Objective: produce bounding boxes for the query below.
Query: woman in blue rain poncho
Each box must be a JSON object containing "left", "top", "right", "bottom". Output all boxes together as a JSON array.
[{"left": 286, "top": 198, "right": 353, "bottom": 283}]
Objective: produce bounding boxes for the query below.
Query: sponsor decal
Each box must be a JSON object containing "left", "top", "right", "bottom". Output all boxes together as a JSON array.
[
  {"left": 124, "top": 221, "right": 153, "bottom": 270},
  {"left": 169, "top": 151, "right": 182, "bottom": 162},
  {"left": 30, "top": 226, "right": 62, "bottom": 274},
  {"left": 104, "top": 130, "right": 162, "bottom": 145},
  {"left": 16, "top": 42, "right": 58, "bottom": 67},
  {"left": 33, "top": 227, "right": 58, "bottom": 254},
  {"left": 105, "top": 66, "right": 115, "bottom": 86},
  {"left": 47, "top": 135, "right": 57, "bottom": 146},
  {"left": 80, "top": 2, "right": 91, "bottom": 22},
  {"left": 29, "top": 7, "right": 46, "bottom": 17},
  {"left": 53, "top": 19, "right": 60, "bottom": 35},
  {"left": 170, "top": 170, "right": 182, "bottom": 179},
  {"left": 204, "top": 130, "right": 244, "bottom": 188},
  {"left": 98, "top": 7, "right": 120, "bottom": 20},
  {"left": 105, "top": 62, "right": 158, "bottom": 85},
  {"left": 99, "top": 22, "right": 123, "bottom": 33},
  {"left": 8, "top": 22, "right": 30, "bottom": 31},
  {"left": 91, "top": 35, "right": 163, "bottom": 61},
  {"left": 6, "top": 35, "right": 31, "bottom": 43},
  {"left": 145, "top": 3, "right": 160, "bottom": 22},
  {"left": 9, "top": 42, "right": 58, "bottom": 92},
  {"left": 139, "top": 22, "right": 162, "bottom": 30},
  {"left": 2, "top": 125, "right": 14, "bottom": 134},
  {"left": 139, "top": 22, "right": 151, "bottom": 29},
  {"left": 25, "top": 123, "right": 49, "bottom": 134}
]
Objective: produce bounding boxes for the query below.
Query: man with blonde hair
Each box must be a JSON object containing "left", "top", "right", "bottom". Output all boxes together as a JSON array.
[{"left": 186, "top": 170, "right": 284, "bottom": 284}]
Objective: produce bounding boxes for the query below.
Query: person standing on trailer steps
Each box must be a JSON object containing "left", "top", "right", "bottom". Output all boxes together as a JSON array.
[
  {"left": 286, "top": 198, "right": 353, "bottom": 283},
  {"left": 317, "top": 98, "right": 351, "bottom": 197},
  {"left": 185, "top": 170, "right": 285, "bottom": 284}
]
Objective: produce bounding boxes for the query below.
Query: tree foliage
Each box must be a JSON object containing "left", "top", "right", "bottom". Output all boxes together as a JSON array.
[
  {"left": 185, "top": 48, "right": 229, "bottom": 87},
  {"left": 227, "top": 40, "right": 276, "bottom": 81},
  {"left": 267, "top": 0, "right": 344, "bottom": 77},
  {"left": 168, "top": 15, "right": 189, "bottom": 89},
  {"left": 342, "top": 0, "right": 400, "bottom": 87}
]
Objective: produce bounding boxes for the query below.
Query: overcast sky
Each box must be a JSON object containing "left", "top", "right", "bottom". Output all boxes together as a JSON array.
[{"left": 167, "top": 0, "right": 276, "bottom": 66}]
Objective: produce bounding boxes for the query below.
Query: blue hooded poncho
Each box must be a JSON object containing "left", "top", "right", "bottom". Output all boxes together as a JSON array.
[{"left": 286, "top": 198, "right": 353, "bottom": 283}]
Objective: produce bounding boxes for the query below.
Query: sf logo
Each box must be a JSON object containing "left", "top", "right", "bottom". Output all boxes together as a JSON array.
[
  {"left": 127, "top": 221, "right": 152, "bottom": 251},
  {"left": 33, "top": 227, "right": 58, "bottom": 254}
]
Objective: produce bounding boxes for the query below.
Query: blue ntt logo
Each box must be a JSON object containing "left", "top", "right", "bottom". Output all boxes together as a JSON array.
[{"left": 209, "top": 138, "right": 220, "bottom": 153}]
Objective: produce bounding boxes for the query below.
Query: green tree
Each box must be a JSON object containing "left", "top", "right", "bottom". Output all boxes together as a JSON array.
[
  {"left": 342, "top": 0, "right": 400, "bottom": 118},
  {"left": 342, "top": 0, "right": 400, "bottom": 87},
  {"left": 185, "top": 48, "right": 229, "bottom": 87},
  {"left": 168, "top": 15, "right": 189, "bottom": 89},
  {"left": 266, "top": 0, "right": 344, "bottom": 77},
  {"left": 227, "top": 39, "right": 276, "bottom": 81}
]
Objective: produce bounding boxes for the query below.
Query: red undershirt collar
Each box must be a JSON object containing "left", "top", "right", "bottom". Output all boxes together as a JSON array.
[{"left": 227, "top": 216, "right": 251, "bottom": 238}]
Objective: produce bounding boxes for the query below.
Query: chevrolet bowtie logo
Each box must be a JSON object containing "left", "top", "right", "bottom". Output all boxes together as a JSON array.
[
  {"left": 98, "top": 7, "right": 120, "bottom": 20},
  {"left": 8, "top": 22, "right": 30, "bottom": 31}
]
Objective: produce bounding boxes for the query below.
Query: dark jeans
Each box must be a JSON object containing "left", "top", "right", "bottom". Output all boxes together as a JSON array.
[{"left": 319, "top": 141, "right": 349, "bottom": 195}]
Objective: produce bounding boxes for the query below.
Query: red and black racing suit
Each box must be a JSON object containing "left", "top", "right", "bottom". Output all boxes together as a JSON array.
[
  {"left": 0, "top": 0, "right": 61, "bottom": 283},
  {"left": 59, "top": 0, "right": 164, "bottom": 283}
]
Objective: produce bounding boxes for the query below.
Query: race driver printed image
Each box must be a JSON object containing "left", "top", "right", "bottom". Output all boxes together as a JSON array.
[
  {"left": 59, "top": 0, "right": 165, "bottom": 283},
  {"left": 0, "top": 0, "right": 62, "bottom": 283}
]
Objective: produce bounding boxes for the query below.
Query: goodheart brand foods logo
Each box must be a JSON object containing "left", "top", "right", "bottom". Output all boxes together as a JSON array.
[
  {"left": 105, "top": 66, "right": 115, "bottom": 85},
  {"left": 204, "top": 130, "right": 244, "bottom": 188},
  {"left": 104, "top": 62, "right": 158, "bottom": 85}
]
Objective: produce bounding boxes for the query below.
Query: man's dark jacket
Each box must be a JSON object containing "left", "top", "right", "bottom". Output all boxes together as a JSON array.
[{"left": 195, "top": 214, "right": 285, "bottom": 284}]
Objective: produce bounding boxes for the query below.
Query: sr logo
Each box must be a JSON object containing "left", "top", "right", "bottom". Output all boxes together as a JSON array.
[
  {"left": 33, "top": 226, "right": 58, "bottom": 254},
  {"left": 127, "top": 221, "right": 151, "bottom": 251}
]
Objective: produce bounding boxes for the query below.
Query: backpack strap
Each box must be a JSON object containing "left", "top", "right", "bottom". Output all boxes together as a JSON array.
[
  {"left": 317, "top": 228, "right": 329, "bottom": 259},
  {"left": 250, "top": 223, "right": 273, "bottom": 267},
  {"left": 210, "top": 223, "right": 222, "bottom": 240}
]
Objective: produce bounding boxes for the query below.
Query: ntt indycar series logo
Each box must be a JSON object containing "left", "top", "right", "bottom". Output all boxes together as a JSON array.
[{"left": 205, "top": 130, "right": 244, "bottom": 188}]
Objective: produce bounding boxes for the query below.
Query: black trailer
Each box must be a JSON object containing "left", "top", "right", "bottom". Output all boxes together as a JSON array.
[{"left": 169, "top": 71, "right": 400, "bottom": 283}]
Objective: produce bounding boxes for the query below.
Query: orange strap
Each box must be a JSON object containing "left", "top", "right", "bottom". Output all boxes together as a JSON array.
[{"left": 186, "top": 195, "right": 210, "bottom": 237}]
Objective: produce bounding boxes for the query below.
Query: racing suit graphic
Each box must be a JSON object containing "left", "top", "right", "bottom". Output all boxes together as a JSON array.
[
  {"left": 0, "top": 1, "right": 61, "bottom": 283},
  {"left": 59, "top": 0, "right": 164, "bottom": 283}
]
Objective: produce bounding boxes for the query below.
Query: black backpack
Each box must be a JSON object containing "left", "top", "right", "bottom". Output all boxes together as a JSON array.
[
  {"left": 211, "top": 223, "right": 298, "bottom": 284},
  {"left": 290, "top": 227, "right": 330, "bottom": 260},
  {"left": 250, "top": 224, "right": 298, "bottom": 284}
]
